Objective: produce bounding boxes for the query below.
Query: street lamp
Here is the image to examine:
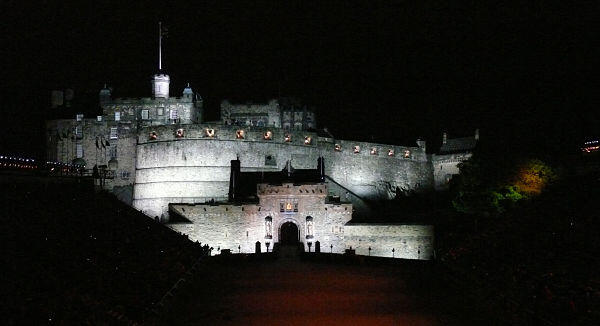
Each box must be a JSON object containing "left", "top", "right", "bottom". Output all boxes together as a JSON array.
[
  {"left": 392, "top": 248, "right": 395, "bottom": 258},
  {"left": 308, "top": 242, "right": 312, "bottom": 252},
  {"left": 330, "top": 244, "right": 333, "bottom": 253},
  {"left": 368, "top": 247, "right": 371, "bottom": 256},
  {"left": 266, "top": 242, "right": 270, "bottom": 252}
]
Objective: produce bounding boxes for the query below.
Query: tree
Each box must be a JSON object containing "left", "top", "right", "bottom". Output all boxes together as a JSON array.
[{"left": 451, "top": 153, "right": 556, "bottom": 216}]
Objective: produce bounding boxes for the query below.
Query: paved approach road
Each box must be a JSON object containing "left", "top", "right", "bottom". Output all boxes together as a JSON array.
[{"left": 161, "top": 252, "right": 482, "bottom": 326}]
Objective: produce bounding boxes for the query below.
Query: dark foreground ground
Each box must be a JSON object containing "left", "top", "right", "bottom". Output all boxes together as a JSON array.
[{"left": 159, "top": 249, "right": 485, "bottom": 326}]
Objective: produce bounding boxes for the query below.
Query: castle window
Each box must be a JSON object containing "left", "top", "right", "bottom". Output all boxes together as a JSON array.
[
  {"left": 353, "top": 145, "right": 360, "bottom": 153},
  {"left": 304, "top": 136, "right": 312, "bottom": 145},
  {"left": 110, "top": 127, "right": 118, "bottom": 139},
  {"left": 157, "top": 108, "right": 164, "bottom": 116},
  {"left": 169, "top": 109, "right": 178, "bottom": 120},
  {"left": 76, "top": 143, "right": 83, "bottom": 158},
  {"left": 306, "top": 216, "right": 314, "bottom": 239},
  {"left": 404, "top": 150, "right": 411, "bottom": 158},
  {"left": 265, "top": 216, "right": 272, "bottom": 239},
  {"left": 294, "top": 203, "right": 298, "bottom": 212},
  {"left": 109, "top": 145, "right": 117, "bottom": 159},
  {"left": 388, "top": 149, "right": 395, "bottom": 156},
  {"left": 284, "top": 134, "right": 291, "bottom": 142},
  {"left": 76, "top": 114, "right": 84, "bottom": 121},
  {"left": 96, "top": 116, "right": 102, "bottom": 122},
  {"left": 265, "top": 155, "right": 276, "bottom": 166},
  {"left": 175, "top": 129, "right": 184, "bottom": 138},
  {"left": 149, "top": 131, "right": 158, "bottom": 140},
  {"left": 334, "top": 144, "right": 341, "bottom": 151},
  {"left": 280, "top": 202, "right": 285, "bottom": 212},
  {"left": 286, "top": 202, "right": 293, "bottom": 211},
  {"left": 263, "top": 130, "right": 272, "bottom": 140},
  {"left": 114, "top": 112, "right": 120, "bottom": 121},
  {"left": 370, "top": 147, "right": 378, "bottom": 155},
  {"left": 141, "top": 109, "right": 149, "bottom": 120},
  {"left": 236, "top": 129, "right": 245, "bottom": 139},
  {"left": 74, "top": 126, "right": 82, "bottom": 138}
]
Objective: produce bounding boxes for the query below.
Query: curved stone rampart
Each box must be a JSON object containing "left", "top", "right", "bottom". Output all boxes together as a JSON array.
[{"left": 133, "top": 124, "right": 433, "bottom": 220}]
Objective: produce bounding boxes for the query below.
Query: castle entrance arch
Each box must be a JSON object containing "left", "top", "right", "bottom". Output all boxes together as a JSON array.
[{"left": 279, "top": 221, "right": 300, "bottom": 244}]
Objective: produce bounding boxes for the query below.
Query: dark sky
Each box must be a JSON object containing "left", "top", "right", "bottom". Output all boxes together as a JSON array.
[{"left": 2, "top": 1, "right": 598, "bottom": 157}]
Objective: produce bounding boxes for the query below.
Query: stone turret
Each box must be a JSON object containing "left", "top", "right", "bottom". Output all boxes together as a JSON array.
[
  {"left": 99, "top": 84, "right": 111, "bottom": 106},
  {"left": 183, "top": 83, "right": 193, "bottom": 100},
  {"left": 152, "top": 74, "right": 170, "bottom": 99}
]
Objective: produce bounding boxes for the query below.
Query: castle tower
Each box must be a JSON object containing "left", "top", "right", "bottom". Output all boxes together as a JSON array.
[
  {"left": 183, "top": 83, "right": 193, "bottom": 99},
  {"left": 152, "top": 74, "right": 170, "bottom": 99},
  {"left": 152, "top": 22, "right": 170, "bottom": 99},
  {"left": 99, "top": 84, "right": 111, "bottom": 106}
]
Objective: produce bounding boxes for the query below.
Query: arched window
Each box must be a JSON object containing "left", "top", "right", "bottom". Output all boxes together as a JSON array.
[
  {"left": 264, "top": 216, "right": 272, "bottom": 239},
  {"left": 306, "top": 216, "right": 314, "bottom": 239}
]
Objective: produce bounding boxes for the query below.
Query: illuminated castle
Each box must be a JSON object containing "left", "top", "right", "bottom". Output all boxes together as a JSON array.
[{"left": 45, "top": 25, "right": 478, "bottom": 259}]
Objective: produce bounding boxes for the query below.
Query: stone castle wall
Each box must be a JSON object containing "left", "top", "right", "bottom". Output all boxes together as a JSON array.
[
  {"left": 169, "top": 200, "right": 353, "bottom": 254},
  {"left": 431, "top": 153, "right": 472, "bottom": 190},
  {"left": 132, "top": 124, "right": 434, "bottom": 220},
  {"left": 46, "top": 118, "right": 137, "bottom": 201},
  {"left": 344, "top": 224, "right": 434, "bottom": 259}
]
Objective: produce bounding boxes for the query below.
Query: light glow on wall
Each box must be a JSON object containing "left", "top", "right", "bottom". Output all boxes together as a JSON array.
[
  {"left": 263, "top": 130, "right": 272, "bottom": 140},
  {"left": 236, "top": 130, "right": 245, "bottom": 139}
]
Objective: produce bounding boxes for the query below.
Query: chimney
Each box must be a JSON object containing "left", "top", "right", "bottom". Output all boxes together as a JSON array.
[
  {"left": 228, "top": 158, "right": 241, "bottom": 202},
  {"left": 474, "top": 128, "right": 480, "bottom": 140},
  {"left": 442, "top": 132, "right": 447, "bottom": 144}
]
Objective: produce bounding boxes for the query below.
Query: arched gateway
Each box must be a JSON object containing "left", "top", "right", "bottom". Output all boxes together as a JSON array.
[{"left": 279, "top": 221, "right": 300, "bottom": 244}]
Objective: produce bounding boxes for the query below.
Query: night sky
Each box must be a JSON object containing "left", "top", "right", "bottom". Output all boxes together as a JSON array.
[{"left": 2, "top": 1, "right": 598, "bottom": 157}]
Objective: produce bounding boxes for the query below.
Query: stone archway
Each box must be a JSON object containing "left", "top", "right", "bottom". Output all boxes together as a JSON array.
[{"left": 279, "top": 221, "right": 300, "bottom": 244}]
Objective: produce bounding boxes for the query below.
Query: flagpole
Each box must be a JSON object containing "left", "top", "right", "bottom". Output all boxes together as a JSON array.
[{"left": 159, "top": 22, "right": 162, "bottom": 71}]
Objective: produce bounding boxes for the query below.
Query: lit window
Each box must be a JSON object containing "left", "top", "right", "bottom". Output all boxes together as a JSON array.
[
  {"left": 149, "top": 131, "right": 158, "bottom": 140},
  {"left": 157, "top": 108, "right": 164, "bottom": 116},
  {"left": 169, "top": 109, "right": 178, "bottom": 120},
  {"left": 175, "top": 129, "right": 184, "bottom": 138},
  {"left": 205, "top": 128, "right": 215, "bottom": 137},
  {"left": 334, "top": 144, "right": 342, "bottom": 151},
  {"left": 76, "top": 114, "right": 84, "bottom": 121},
  {"left": 236, "top": 129, "right": 245, "bottom": 139},
  {"left": 263, "top": 130, "right": 272, "bottom": 140},
  {"left": 388, "top": 149, "right": 394, "bottom": 156},
  {"left": 114, "top": 112, "right": 120, "bottom": 121},
  {"left": 304, "top": 136, "right": 312, "bottom": 145},
  {"left": 353, "top": 145, "right": 360, "bottom": 153},
  {"left": 76, "top": 144, "right": 83, "bottom": 158},
  {"left": 286, "top": 202, "right": 293, "bottom": 211},
  {"left": 110, "top": 127, "right": 118, "bottom": 139},
  {"left": 75, "top": 126, "right": 82, "bottom": 138},
  {"left": 96, "top": 116, "right": 102, "bottom": 122},
  {"left": 404, "top": 150, "right": 411, "bottom": 158},
  {"left": 141, "top": 109, "right": 149, "bottom": 120},
  {"left": 370, "top": 147, "right": 378, "bottom": 155},
  {"left": 284, "top": 134, "right": 291, "bottom": 142}
]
